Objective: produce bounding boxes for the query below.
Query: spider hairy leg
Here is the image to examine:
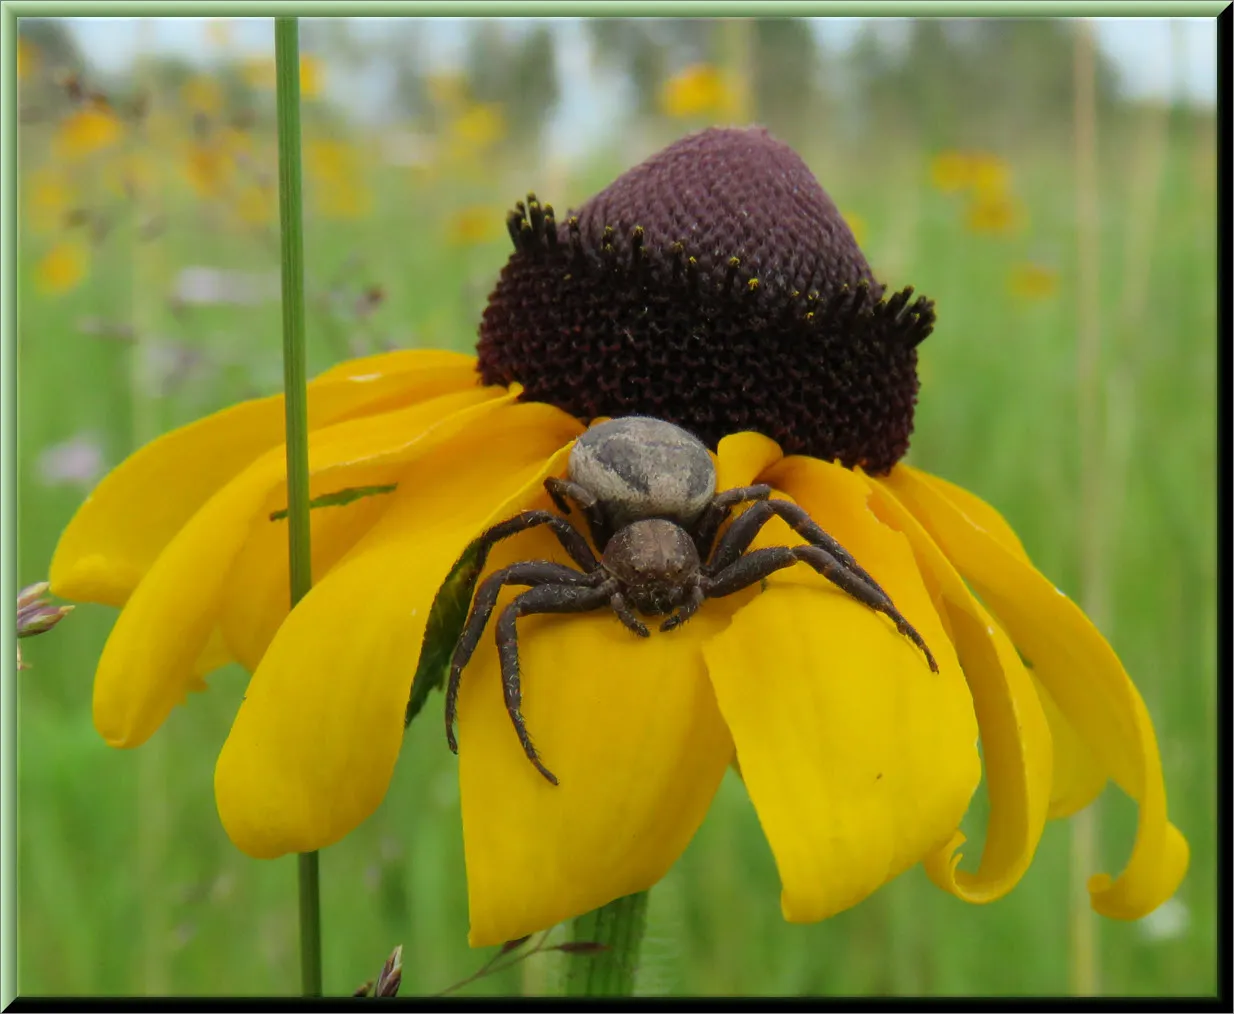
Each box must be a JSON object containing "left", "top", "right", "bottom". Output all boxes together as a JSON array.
[
  {"left": 445, "top": 561, "right": 600, "bottom": 756},
  {"left": 708, "top": 497, "right": 891, "bottom": 600},
  {"left": 702, "top": 545, "right": 939, "bottom": 672},
  {"left": 691, "top": 484, "right": 772, "bottom": 560},
  {"left": 610, "top": 592, "right": 650, "bottom": 637},
  {"left": 496, "top": 581, "right": 618, "bottom": 785},
  {"left": 544, "top": 476, "right": 612, "bottom": 550},
  {"left": 660, "top": 580, "right": 705, "bottom": 632},
  {"left": 475, "top": 509, "right": 599, "bottom": 572}
]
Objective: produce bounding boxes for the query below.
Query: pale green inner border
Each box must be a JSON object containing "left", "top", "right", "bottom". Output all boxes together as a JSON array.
[{"left": 0, "top": 2, "right": 1225, "bottom": 1003}]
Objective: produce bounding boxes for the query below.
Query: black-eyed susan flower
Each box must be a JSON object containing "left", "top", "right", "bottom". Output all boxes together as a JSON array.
[{"left": 51, "top": 127, "right": 1187, "bottom": 947}]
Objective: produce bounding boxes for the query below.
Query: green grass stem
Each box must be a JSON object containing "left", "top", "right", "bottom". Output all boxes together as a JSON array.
[
  {"left": 564, "top": 891, "right": 649, "bottom": 996},
  {"left": 274, "top": 16, "right": 322, "bottom": 999}
]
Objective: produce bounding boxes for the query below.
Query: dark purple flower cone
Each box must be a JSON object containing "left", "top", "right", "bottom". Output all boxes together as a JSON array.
[{"left": 476, "top": 126, "right": 935, "bottom": 474}]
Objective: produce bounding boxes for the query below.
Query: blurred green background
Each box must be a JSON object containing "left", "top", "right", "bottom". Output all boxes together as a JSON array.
[{"left": 14, "top": 16, "right": 1217, "bottom": 997}]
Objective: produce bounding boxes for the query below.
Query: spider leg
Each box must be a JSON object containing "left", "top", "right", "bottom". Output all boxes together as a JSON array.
[
  {"left": 706, "top": 498, "right": 890, "bottom": 600},
  {"left": 445, "top": 561, "right": 600, "bottom": 756},
  {"left": 495, "top": 582, "right": 617, "bottom": 785},
  {"left": 544, "top": 477, "right": 612, "bottom": 550},
  {"left": 610, "top": 591, "right": 650, "bottom": 637},
  {"left": 691, "top": 484, "right": 773, "bottom": 560},
  {"left": 701, "top": 546, "right": 939, "bottom": 672},
  {"left": 660, "top": 578, "right": 705, "bottom": 632},
  {"left": 474, "top": 509, "right": 599, "bottom": 573}
]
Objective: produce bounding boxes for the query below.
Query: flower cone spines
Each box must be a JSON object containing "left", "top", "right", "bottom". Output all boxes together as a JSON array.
[{"left": 478, "top": 127, "right": 935, "bottom": 475}]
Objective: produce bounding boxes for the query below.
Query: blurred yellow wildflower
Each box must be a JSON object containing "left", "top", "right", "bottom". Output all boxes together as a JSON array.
[
  {"left": 971, "top": 156, "right": 1011, "bottom": 199},
  {"left": 36, "top": 240, "right": 89, "bottom": 295},
  {"left": 965, "top": 192, "right": 1028, "bottom": 237},
  {"left": 54, "top": 106, "right": 123, "bottom": 161},
  {"left": 660, "top": 64, "right": 741, "bottom": 120},
  {"left": 25, "top": 168, "right": 74, "bottom": 234},
  {"left": 183, "top": 76, "right": 224, "bottom": 117},
  {"left": 233, "top": 182, "right": 276, "bottom": 227},
  {"left": 1007, "top": 262, "right": 1059, "bottom": 301},
  {"left": 18, "top": 37, "right": 39, "bottom": 82},
  {"left": 447, "top": 205, "right": 502, "bottom": 247},
  {"left": 305, "top": 139, "right": 372, "bottom": 220},
  {"left": 300, "top": 55, "right": 324, "bottom": 99},
  {"left": 242, "top": 55, "right": 322, "bottom": 97},
  {"left": 183, "top": 143, "right": 235, "bottom": 199},
  {"left": 842, "top": 210, "right": 868, "bottom": 248},
  {"left": 242, "top": 57, "right": 275, "bottom": 90},
  {"left": 105, "top": 152, "right": 158, "bottom": 200},
  {"left": 449, "top": 103, "right": 507, "bottom": 154},
  {"left": 930, "top": 151, "right": 1012, "bottom": 198}
]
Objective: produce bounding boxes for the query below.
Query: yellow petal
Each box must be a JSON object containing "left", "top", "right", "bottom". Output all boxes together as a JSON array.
[
  {"left": 214, "top": 402, "right": 583, "bottom": 859},
  {"left": 864, "top": 472, "right": 1052, "bottom": 904},
  {"left": 707, "top": 455, "right": 979, "bottom": 923},
  {"left": 93, "top": 388, "right": 508, "bottom": 748},
  {"left": 713, "top": 431, "right": 783, "bottom": 491},
  {"left": 315, "top": 347, "right": 475, "bottom": 382},
  {"left": 1033, "top": 673, "right": 1108, "bottom": 819},
  {"left": 218, "top": 459, "right": 415, "bottom": 674},
  {"left": 881, "top": 464, "right": 1189, "bottom": 919},
  {"left": 458, "top": 530, "right": 734, "bottom": 946},
  {"left": 51, "top": 356, "right": 479, "bottom": 607},
  {"left": 904, "top": 468, "right": 1030, "bottom": 564}
]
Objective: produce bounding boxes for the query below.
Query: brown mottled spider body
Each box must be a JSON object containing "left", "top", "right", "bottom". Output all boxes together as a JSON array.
[{"left": 445, "top": 417, "right": 938, "bottom": 785}]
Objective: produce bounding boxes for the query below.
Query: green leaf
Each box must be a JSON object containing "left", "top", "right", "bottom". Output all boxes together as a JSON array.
[
  {"left": 404, "top": 535, "right": 489, "bottom": 728},
  {"left": 268, "top": 483, "right": 397, "bottom": 522}
]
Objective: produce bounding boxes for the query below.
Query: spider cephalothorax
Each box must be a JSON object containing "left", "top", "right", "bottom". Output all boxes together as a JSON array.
[{"left": 445, "top": 417, "right": 938, "bottom": 785}]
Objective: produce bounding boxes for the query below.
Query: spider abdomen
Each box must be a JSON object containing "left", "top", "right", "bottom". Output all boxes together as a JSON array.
[
  {"left": 569, "top": 416, "right": 716, "bottom": 532},
  {"left": 602, "top": 518, "right": 700, "bottom": 615}
]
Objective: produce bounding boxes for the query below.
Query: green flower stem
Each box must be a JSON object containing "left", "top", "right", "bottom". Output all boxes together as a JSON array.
[
  {"left": 563, "top": 891, "right": 649, "bottom": 996},
  {"left": 274, "top": 16, "right": 322, "bottom": 998}
]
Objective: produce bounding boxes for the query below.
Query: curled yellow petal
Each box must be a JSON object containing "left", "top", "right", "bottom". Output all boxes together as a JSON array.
[
  {"left": 1032, "top": 673, "right": 1108, "bottom": 820},
  {"left": 215, "top": 402, "right": 582, "bottom": 859},
  {"left": 709, "top": 455, "right": 979, "bottom": 923},
  {"left": 51, "top": 356, "right": 479, "bottom": 607},
  {"left": 865, "top": 471, "right": 1052, "bottom": 905},
  {"left": 882, "top": 464, "right": 1188, "bottom": 919},
  {"left": 93, "top": 389, "right": 509, "bottom": 748}
]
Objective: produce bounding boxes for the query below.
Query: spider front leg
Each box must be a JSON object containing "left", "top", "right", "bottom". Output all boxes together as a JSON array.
[
  {"left": 702, "top": 546, "right": 939, "bottom": 672},
  {"left": 474, "top": 509, "right": 599, "bottom": 573},
  {"left": 660, "top": 578, "right": 704, "bottom": 632},
  {"left": 445, "top": 561, "right": 601, "bottom": 758},
  {"left": 691, "top": 484, "right": 772, "bottom": 560},
  {"left": 707, "top": 497, "right": 890, "bottom": 601},
  {"left": 544, "top": 477, "right": 612, "bottom": 550},
  {"left": 494, "top": 580, "right": 619, "bottom": 785}
]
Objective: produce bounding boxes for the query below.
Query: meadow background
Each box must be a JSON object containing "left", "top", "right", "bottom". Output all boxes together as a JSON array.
[{"left": 14, "top": 16, "right": 1217, "bottom": 997}]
